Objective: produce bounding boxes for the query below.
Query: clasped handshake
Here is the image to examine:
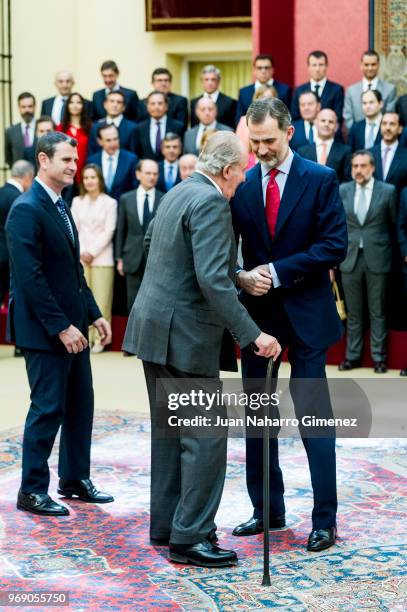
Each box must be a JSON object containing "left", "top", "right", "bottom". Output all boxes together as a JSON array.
[{"left": 237, "top": 264, "right": 282, "bottom": 361}]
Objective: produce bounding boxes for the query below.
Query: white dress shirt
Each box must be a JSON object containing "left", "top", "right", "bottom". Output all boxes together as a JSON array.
[
  {"left": 204, "top": 90, "right": 219, "bottom": 103},
  {"left": 261, "top": 148, "right": 295, "bottom": 288},
  {"left": 6, "top": 178, "right": 24, "bottom": 193},
  {"left": 362, "top": 77, "right": 379, "bottom": 92},
  {"left": 149, "top": 115, "right": 167, "bottom": 152},
  {"left": 101, "top": 150, "right": 119, "bottom": 184},
  {"left": 51, "top": 95, "right": 67, "bottom": 125},
  {"left": 35, "top": 176, "right": 74, "bottom": 236},
  {"left": 137, "top": 186, "right": 156, "bottom": 226},
  {"left": 195, "top": 170, "right": 223, "bottom": 195},
  {"left": 364, "top": 113, "right": 382, "bottom": 147},
  {"left": 354, "top": 177, "right": 374, "bottom": 247},
  {"left": 310, "top": 77, "right": 327, "bottom": 97},
  {"left": 106, "top": 114, "right": 123, "bottom": 128},
  {"left": 105, "top": 83, "right": 121, "bottom": 96},
  {"left": 20, "top": 118, "right": 36, "bottom": 147},
  {"left": 380, "top": 140, "right": 398, "bottom": 179},
  {"left": 315, "top": 137, "right": 334, "bottom": 164},
  {"left": 196, "top": 121, "right": 217, "bottom": 149},
  {"left": 255, "top": 79, "right": 274, "bottom": 90}
]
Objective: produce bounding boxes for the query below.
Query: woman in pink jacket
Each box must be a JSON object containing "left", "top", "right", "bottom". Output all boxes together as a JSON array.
[{"left": 71, "top": 164, "right": 117, "bottom": 353}]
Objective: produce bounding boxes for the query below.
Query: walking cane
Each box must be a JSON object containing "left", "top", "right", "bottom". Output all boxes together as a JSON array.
[{"left": 261, "top": 356, "right": 276, "bottom": 586}]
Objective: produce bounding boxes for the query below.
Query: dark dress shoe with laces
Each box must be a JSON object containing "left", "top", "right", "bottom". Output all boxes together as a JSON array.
[
  {"left": 374, "top": 361, "right": 387, "bottom": 374},
  {"left": 307, "top": 527, "right": 337, "bottom": 551},
  {"left": 58, "top": 479, "right": 114, "bottom": 503},
  {"left": 338, "top": 359, "right": 360, "bottom": 371},
  {"left": 232, "top": 515, "right": 286, "bottom": 536},
  {"left": 151, "top": 529, "right": 218, "bottom": 546},
  {"left": 400, "top": 368, "right": 407, "bottom": 377},
  {"left": 17, "top": 490, "right": 69, "bottom": 516},
  {"left": 169, "top": 540, "right": 238, "bottom": 567}
]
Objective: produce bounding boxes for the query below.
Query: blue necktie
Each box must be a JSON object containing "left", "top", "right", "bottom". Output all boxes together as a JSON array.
[
  {"left": 166, "top": 164, "right": 175, "bottom": 191},
  {"left": 56, "top": 197, "right": 74, "bottom": 243},
  {"left": 105, "top": 155, "right": 114, "bottom": 192}
]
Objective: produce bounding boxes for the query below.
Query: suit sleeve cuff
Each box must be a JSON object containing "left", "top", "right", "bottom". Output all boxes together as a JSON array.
[{"left": 269, "top": 263, "right": 281, "bottom": 288}]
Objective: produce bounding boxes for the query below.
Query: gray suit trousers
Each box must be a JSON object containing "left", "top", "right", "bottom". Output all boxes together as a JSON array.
[
  {"left": 143, "top": 361, "right": 227, "bottom": 545},
  {"left": 342, "top": 250, "right": 387, "bottom": 361}
]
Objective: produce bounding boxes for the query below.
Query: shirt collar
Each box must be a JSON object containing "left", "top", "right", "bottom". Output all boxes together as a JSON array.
[
  {"left": 107, "top": 114, "right": 123, "bottom": 127},
  {"left": 367, "top": 112, "right": 382, "bottom": 126},
  {"left": 356, "top": 177, "right": 374, "bottom": 191},
  {"left": 35, "top": 176, "right": 61, "bottom": 203},
  {"left": 316, "top": 137, "right": 334, "bottom": 146},
  {"left": 164, "top": 159, "right": 178, "bottom": 169},
  {"left": 7, "top": 178, "right": 24, "bottom": 193},
  {"left": 381, "top": 140, "right": 398, "bottom": 152},
  {"left": 151, "top": 115, "right": 167, "bottom": 125},
  {"left": 105, "top": 83, "right": 120, "bottom": 95},
  {"left": 261, "top": 148, "right": 294, "bottom": 178},
  {"left": 22, "top": 118, "right": 36, "bottom": 129},
  {"left": 199, "top": 121, "right": 216, "bottom": 131},
  {"left": 255, "top": 79, "right": 274, "bottom": 88},
  {"left": 310, "top": 77, "right": 327, "bottom": 89},
  {"left": 363, "top": 77, "right": 379, "bottom": 90},
  {"left": 195, "top": 170, "right": 223, "bottom": 195},
  {"left": 138, "top": 186, "right": 155, "bottom": 197},
  {"left": 102, "top": 149, "right": 120, "bottom": 161}
]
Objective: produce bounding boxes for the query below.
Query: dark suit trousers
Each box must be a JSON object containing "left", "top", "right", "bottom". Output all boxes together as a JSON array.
[
  {"left": 21, "top": 348, "right": 94, "bottom": 493},
  {"left": 143, "top": 361, "right": 227, "bottom": 545},
  {"left": 241, "top": 295, "right": 337, "bottom": 530},
  {"left": 342, "top": 250, "right": 387, "bottom": 362},
  {"left": 125, "top": 271, "right": 144, "bottom": 314},
  {"left": 0, "top": 260, "right": 9, "bottom": 307}
]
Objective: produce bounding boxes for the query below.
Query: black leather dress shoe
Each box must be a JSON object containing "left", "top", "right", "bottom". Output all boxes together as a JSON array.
[
  {"left": 307, "top": 527, "right": 337, "bottom": 551},
  {"left": 169, "top": 540, "right": 238, "bottom": 567},
  {"left": 58, "top": 479, "right": 114, "bottom": 503},
  {"left": 17, "top": 490, "right": 69, "bottom": 516},
  {"left": 338, "top": 359, "right": 360, "bottom": 371},
  {"left": 374, "top": 361, "right": 387, "bottom": 374},
  {"left": 400, "top": 368, "right": 407, "bottom": 377},
  {"left": 151, "top": 529, "right": 218, "bottom": 547},
  {"left": 232, "top": 515, "right": 286, "bottom": 536}
]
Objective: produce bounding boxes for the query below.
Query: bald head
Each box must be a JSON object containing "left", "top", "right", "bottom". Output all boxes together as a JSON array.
[
  {"left": 179, "top": 154, "right": 197, "bottom": 180},
  {"left": 10, "top": 160, "right": 34, "bottom": 191},
  {"left": 54, "top": 70, "right": 74, "bottom": 96},
  {"left": 196, "top": 97, "right": 217, "bottom": 126},
  {"left": 315, "top": 108, "right": 338, "bottom": 140}
]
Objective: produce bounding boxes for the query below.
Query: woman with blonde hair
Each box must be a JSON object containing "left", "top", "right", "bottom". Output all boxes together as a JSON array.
[{"left": 71, "top": 164, "right": 117, "bottom": 353}]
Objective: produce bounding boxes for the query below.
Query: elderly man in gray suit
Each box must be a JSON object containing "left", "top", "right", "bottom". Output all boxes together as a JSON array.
[
  {"left": 123, "top": 131, "right": 281, "bottom": 568},
  {"left": 338, "top": 149, "right": 397, "bottom": 373},
  {"left": 183, "top": 97, "right": 232, "bottom": 156},
  {"left": 343, "top": 50, "right": 396, "bottom": 129}
]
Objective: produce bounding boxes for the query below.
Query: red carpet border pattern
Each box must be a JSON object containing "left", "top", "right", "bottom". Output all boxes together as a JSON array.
[{"left": 0, "top": 412, "right": 406, "bottom": 610}]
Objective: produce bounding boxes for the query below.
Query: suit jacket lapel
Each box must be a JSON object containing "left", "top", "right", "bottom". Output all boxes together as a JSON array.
[
  {"left": 364, "top": 180, "right": 381, "bottom": 224},
  {"left": 274, "top": 154, "right": 307, "bottom": 238},
  {"left": 34, "top": 182, "right": 77, "bottom": 252},
  {"left": 241, "top": 164, "right": 272, "bottom": 252}
]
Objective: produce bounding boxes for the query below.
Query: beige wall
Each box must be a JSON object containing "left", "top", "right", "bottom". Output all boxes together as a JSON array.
[{"left": 10, "top": 0, "right": 251, "bottom": 120}]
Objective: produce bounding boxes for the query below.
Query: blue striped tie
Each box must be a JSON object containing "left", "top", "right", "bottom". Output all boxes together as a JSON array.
[{"left": 56, "top": 197, "right": 74, "bottom": 243}]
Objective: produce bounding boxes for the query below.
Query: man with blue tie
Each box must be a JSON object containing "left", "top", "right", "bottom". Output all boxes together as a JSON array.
[
  {"left": 348, "top": 89, "right": 383, "bottom": 152},
  {"left": 6, "top": 132, "right": 113, "bottom": 516},
  {"left": 87, "top": 91, "right": 137, "bottom": 155},
  {"left": 87, "top": 123, "right": 138, "bottom": 203},
  {"left": 291, "top": 51, "right": 344, "bottom": 123},
  {"left": 115, "top": 159, "right": 164, "bottom": 313},
  {"left": 230, "top": 98, "right": 347, "bottom": 552},
  {"left": 157, "top": 133, "right": 182, "bottom": 193}
]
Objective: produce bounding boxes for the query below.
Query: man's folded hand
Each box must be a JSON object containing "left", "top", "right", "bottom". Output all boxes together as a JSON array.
[{"left": 237, "top": 265, "right": 272, "bottom": 296}]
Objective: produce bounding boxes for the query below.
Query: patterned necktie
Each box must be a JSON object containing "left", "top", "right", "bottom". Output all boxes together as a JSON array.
[
  {"left": 166, "top": 164, "right": 175, "bottom": 191},
  {"left": 365, "top": 122, "right": 375, "bottom": 149},
  {"left": 314, "top": 84, "right": 320, "bottom": 100},
  {"left": 308, "top": 122, "right": 314, "bottom": 144},
  {"left": 56, "top": 197, "right": 74, "bottom": 243},
  {"left": 142, "top": 193, "right": 152, "bottom": 234},
  {"left": 105, "top": 155, "right": 114, "bottom": 192},
  {"left": 320, "top": 142, "right": 328, "bottom": 165},
  {"left": 356, "top": 187, "right": 368, "bottom": 226},
  {"left": 265, "top": 169, "right": 281, "bottom": 238},
  {"left": 382, "top": 146, "right": 392, "bottom": 179},
  {"left": 24, "top": 124, "right": 30, "bottom": 147},
  {"left": 155, "top": 121, "right": 162, "bottom": 155}
]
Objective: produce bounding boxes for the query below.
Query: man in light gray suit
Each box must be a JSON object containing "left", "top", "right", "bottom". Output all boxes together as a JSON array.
[
  {"left": 338, "top": 150, "right": 397, "bottom": 373},
  {"left": 344, "top": 50, "right": 396, "bottom": 129},
  {"left": 4, "top": 93, "right": 37, "bottom": 167},
  {"left": 123, "top": 132, "right": 281, "bottom": 568},
  {"left": 183, "top": 97, "right": 232, "bottom": 156}
]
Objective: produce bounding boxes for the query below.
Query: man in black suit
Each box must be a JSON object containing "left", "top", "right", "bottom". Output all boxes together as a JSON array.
[
  {"left": 290, "top": 91, "right": 321, "bottom": 151},
  {"left": 132, "top": 92, "right": 184, "bottom": 162},
  {"left": 116, "top": 159, "right": 163, "bottom": 313},
  {"left": 0, "top": 161, "right": 34, "bottom": 308},
  {"left": 23, "top": 116, "right": 55, "bottom": 170},
  {"left": 6, "top": 132, "right": 113, "bottom": 516},
  {"left": 371, "top": 112, "right": 407, "bottom": 196},
  {"left": 87, "top": 123, "right": 138, "bottom": 203},
  {"left": 190, "top": 64, "right": 237, "bottom": 129},
  {"left": 291, "top": 51, "right": 344, "bottom": 123},
  {"left": 4, "top": 92, "right": 36, "bottom": 167},
  {"left": 40, "top": 70, "right": 91, "bottom": 125},
  {"left": 88, "top": 91, "right": 136, "bottom": 155},
  {"left": 236, "top": 54, "right": 291, "bottom": 123},
  {"left": 144, "top": 68, "right": 189, "bottom": 130},
  {"left": 348, "top": 89, "right": 383, "bottom": 152},
  {"left": 92, "top": 60, "right": 140, "bottom": 122},
  {"left": 298, "top": 108, "right": 351, "bottom": 182},
  {"left": 157, "top": 133, "right": 182, "bottom": 193}
]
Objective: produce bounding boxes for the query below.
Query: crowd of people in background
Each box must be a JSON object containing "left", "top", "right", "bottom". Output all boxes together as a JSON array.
[{"left": 1, "top": 51, "right": 407, "bottom": 373}]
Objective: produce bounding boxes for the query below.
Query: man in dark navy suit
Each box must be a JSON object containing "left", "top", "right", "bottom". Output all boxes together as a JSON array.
[
  {"left": 348, "top": 89, "right": 383, "bottom": 152},
  {"left": 156, "top": 133, "right": 182, "bottom": 193},
  {"left": 87, "top": 123, "right": 138, "bottom": 203},
  {"left": 290, "top": 91, "right": 321, "bottom": 151},
  {"left": 190, "top": 65, "right": 237, "bottom": 129},
  {"left": 236, "top": 54, "right": 291, "bottom": 123},
  {"left": 230, "top": 98, "right": 347, "bottom": 552},
  {"left": 6, "top": 132, "right": 113, "bottom": 516},
  {"left": 132, "top": 92, "right": 184, "bottom": 162},
  {"left": 88, "top": 91, "right": 136, "bottom": 155},
  {"left": 371, "top": 112, "right": 407, "bottom": 197},
  {"left": 291, "top": 51, "right": 344, "bottom": 123},
  {"left": 92, "top": 60, "right": 140, "bottom": 122}
]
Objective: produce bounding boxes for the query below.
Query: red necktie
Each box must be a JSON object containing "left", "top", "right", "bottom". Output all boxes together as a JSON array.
[{"left": 265, "top": 169, "right": 281, "bottom": 238}]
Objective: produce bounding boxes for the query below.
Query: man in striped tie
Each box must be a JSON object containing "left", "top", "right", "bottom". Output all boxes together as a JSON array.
[{"left": 6, "top": 131, "right": 114, "bottom": 517}]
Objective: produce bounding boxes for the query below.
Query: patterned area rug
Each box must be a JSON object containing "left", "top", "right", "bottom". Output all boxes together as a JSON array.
[{"left": 0, "top": 412, "right": 406, "bottom": 610}]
